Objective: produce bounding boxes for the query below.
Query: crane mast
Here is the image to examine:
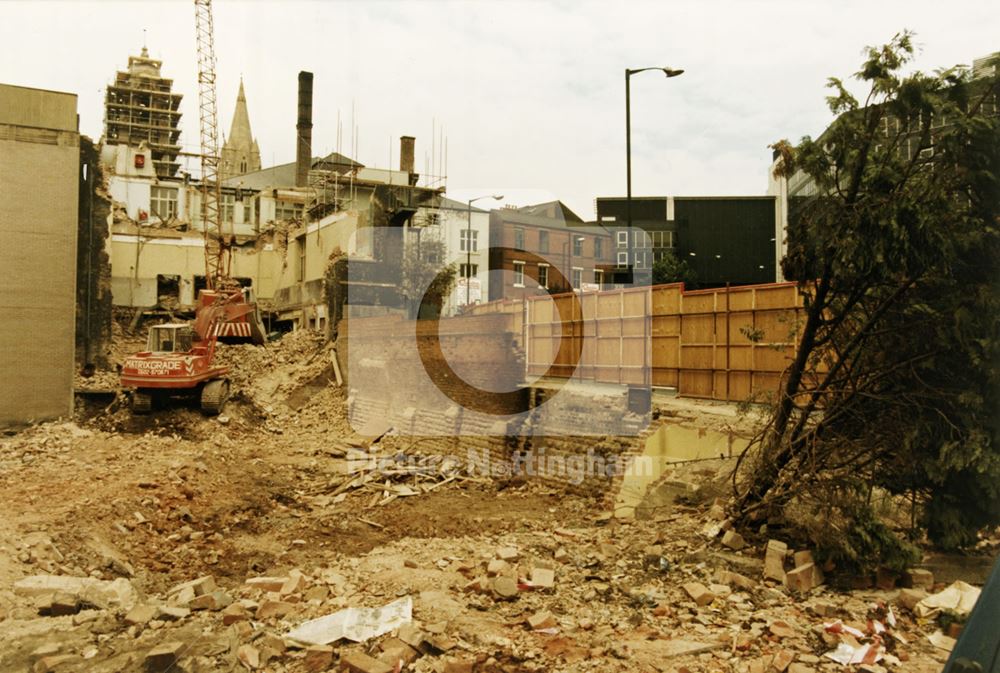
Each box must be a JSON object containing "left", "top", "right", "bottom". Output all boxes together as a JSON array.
[{"left": 194, "top": 0, "right": 229, "bottom": 288}]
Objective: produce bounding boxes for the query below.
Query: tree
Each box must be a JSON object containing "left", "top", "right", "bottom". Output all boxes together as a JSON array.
[
  {"left": 732, "top": 33, "right": 1000, "bottom": 570},
  {"left": 399, "top": 236, "right": 457, "bottom": 319},
  {"left": 652, "top": 249, "right": 698, "bottom": 287}
]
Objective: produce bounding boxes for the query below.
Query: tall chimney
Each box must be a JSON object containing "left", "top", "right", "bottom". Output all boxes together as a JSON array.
[
  {"left": 399, "top": 136, "right": 415, "bottom": 174},
  {"left": 295, "top": 71, "right": 313, "bottom": 188}
]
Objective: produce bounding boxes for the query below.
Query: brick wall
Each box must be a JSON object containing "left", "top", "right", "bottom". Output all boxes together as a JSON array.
[{"left": 338, "top": 312, "right": 650, "bottom": 496}]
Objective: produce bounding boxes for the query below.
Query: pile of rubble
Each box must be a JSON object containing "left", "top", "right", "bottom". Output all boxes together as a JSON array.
[{"left": 0, "top": 482, "right": 980, "bottom": 673}]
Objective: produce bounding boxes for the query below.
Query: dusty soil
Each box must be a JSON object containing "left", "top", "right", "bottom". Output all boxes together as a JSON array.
[{"left": 0, "top": 330, "right": 970, "bottom": 673}]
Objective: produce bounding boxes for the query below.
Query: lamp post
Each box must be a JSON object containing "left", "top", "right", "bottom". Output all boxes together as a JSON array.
[
  {"left": 626, "top": 66, "right": 683, "bottom": 284},
  {"left": 466, "top": 194, "right": 503, "bottom": 305}
]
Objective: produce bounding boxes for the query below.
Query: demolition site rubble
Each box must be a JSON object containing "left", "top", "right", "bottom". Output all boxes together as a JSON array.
[{"left": 0, "top": 330, "right": 994, "bottom": 673}]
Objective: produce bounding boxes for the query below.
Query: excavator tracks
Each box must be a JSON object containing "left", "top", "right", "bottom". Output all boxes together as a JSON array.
[{"left": 200, "top": 379, "right": 230, "bottom": 415}]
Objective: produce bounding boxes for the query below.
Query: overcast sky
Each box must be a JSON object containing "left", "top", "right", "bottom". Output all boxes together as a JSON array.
[{"left": 2, "top": 1, "right": 997, "bottom": 218}]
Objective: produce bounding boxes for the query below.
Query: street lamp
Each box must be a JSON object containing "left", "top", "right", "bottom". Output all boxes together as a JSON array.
[
  {"left": 466, "top": 194, "right": 503, "bottom": 305},
  {"left": 626, "top": 66, "right": 683, "bottom": 284}
]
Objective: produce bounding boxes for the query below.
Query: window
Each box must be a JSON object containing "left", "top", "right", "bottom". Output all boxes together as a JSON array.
[
  {"left": 425, "top": 212, "right": 441, "bottom": 226},
  {"left": 616, "top": 231, "right": 628, "bottom": 248},
  {"left": 664, "top": 231, "right": 676, "bottom": 248},
  {"left": 594, "top": 237, "right": 604, "bottom": 259},
  {"left": 539, "top": 230, "right": 549, "bottom": 253},
  {"left": 243, "top": 199, "right": 252, "bottom": 225},
  {"left": 514, "top": 227, "right": 525, "bottom": 250},
  {"left": 275, "top": 200, "right": 303, "bottom": 221},
  {"left": 594, "top": 269, "right": 604, "bottom": 289},
  {"left": 460, "top": 263, "right": 478, "bottom": 279},
  {"left": 617, "top": 251, "right": 628, "bottom": 267},
  {"left": 423, "top": 243, "right": 442, "bottom": 265},
  {"left": 572, "top": 236, "right": 584, "bottom": 256},
  {"left": 513, "top": 261, "right": 525, "bottom": 287},
  {"left": 571, "top": 267, "right": 582, "bottom": 290},
  {"left": 150, "top": 186, "right": 177, "bottom": 220},
  {"left": 537, "top": 264, "right": 549, "bottom": 289},
  {"left": 460, "top": 229, "right": 478, "bottom": 253},
  {"left": 635, "top": 253, "right": 646, "bottom": 269},
  {"left": 221, "top": 193, "right": 235, "bottom": 223}
]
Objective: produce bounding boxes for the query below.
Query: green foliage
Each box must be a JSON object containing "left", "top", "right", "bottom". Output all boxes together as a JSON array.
[
  {"left": 652, "top": 249, "right": 698, "bottom": 287},
  {"left": 736, "top": 32, "right": 1000, "bottom": 558},
  {"left": 400, "top": 236, "right": 456, "bottom": 319},
  {"left": 816, "top": 498, "right": 921, "bottom": 576}
]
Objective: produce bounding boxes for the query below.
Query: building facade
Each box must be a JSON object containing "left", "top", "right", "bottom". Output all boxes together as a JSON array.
[
  {"left": 410, "top": 197, "right": 491, "bottom": 315},
  {"left": 103, "top": 47, "right": 182, "bottom": 177},
  {"left": 595, "top": 195, "right": 778, "bottom": 287},
  {"left": 0, "top": 84, "right": 80, "bottom": 426},
  {"left": 488, "top": 202, "right": 614, "bottom": 301}
]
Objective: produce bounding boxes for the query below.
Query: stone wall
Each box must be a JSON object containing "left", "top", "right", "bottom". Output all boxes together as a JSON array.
[
  {"left": 0, "top": 84, "right": 80, "bottom": 426},
  {"left": 76, "top": 136, "right": 113, "bottom": 368}
]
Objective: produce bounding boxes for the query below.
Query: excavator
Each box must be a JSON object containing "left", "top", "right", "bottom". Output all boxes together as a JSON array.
[
  {"left": 120, "top": 0, "right": 265, "bottom": 414},
  {"left": 120, "top": 289, "right": 253, "bottom": 414}
]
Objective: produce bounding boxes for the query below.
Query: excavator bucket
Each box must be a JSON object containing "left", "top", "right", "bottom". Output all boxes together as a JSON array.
[{"left": 196, "top": 288, "right": 267, "bottom": 345}]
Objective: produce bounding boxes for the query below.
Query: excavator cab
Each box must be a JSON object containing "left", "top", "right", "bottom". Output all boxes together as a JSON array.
[{"left": 147, "top": 324, "right": 194, "bottom": 353}]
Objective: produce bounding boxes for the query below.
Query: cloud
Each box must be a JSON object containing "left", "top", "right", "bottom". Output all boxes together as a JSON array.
[{"left": 1, "top": 0, "right": 996, "bottom": 219}]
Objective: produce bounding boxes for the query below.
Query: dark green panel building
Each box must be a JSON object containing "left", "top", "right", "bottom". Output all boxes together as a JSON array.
[{"left": 674, "top": 197, "right": 776, "bottom": 286}]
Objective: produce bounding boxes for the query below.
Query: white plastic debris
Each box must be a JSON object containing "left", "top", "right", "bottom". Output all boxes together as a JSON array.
[
  {"left": 824, "top": 641, "right": 884, "bottom": 665},
  {"left": 927, "top": 630, "right": 957, "bottom": 652},
  {"left": 285, "top": 596, "right": 412, "bottom": 645},
  {"left": 914, "top": 581, "right": 981, "bottom": 619}
]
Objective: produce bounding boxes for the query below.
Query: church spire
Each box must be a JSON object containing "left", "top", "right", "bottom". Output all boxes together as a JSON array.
[{"left": 220, "top": 78, "right": 261, "bottom": 179}]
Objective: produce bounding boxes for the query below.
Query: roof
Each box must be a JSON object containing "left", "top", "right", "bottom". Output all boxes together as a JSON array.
[
  {"left": 515, "top": 200, "right": 583, "bottom": 223},
  {"left": 436, "top": 196, "right": 489, "bottom": 212},
  {"left": 222, "top": 151, "right": 363, "bottom": 190}
]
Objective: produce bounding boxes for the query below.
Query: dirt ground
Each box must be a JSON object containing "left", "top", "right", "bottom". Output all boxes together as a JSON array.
[{"left": 0, "top": 330, "right": 974, "bottom": 673}]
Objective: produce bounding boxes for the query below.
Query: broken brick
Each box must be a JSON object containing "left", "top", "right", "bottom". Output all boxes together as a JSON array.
[
  {"left": 155, "top": 606, "right": 190, "bottom": 622},
  {"left": 245, "top": 577, "right": 288, "bottom": 593},
  {"left": 527, "top": 610, "right": 557, "bottom": 630},
  {"left": 124, "top": 604, "right": 157, "bottom": 626},
  {"left": 771, "top": 649, "right": 795, "bottom": 672},
  {"left": 397, "top": 624, "right": 426, "bottom": 650},
  {"left": 221, "top": 602, "right": 250, "bottom": 625},
  {"left": 33, "top": 655, "right": 79, "bottom": 673},
  {"left": 237, "top": 644, "right": 260, "bottom": 670},
  {"left": 764, "top": 540, "right": 788, "bottom": 582},
  {"left": 144, "top": 642, "right": 184, "bottom": 673},
  {"left": 793, "top": 550, "right": 815, "bottom": 567},
  {"left": 682, "top": 581, "right": 715, "bottom": 606},
  {"left": 378, "top": 638, "right": 420, "bottom": 667},
  {"left": 721, "top": 530, "right": 746, "bottom": 550},
  {"left": 903, "top": 568, "right": 934, "bottom": 591},
  {"left": 486, "top": 559, "right": 508, "bottom": 576},
  {"left": 713, "top": 568, "right": 756, "bottom": 591},
  {"left": 303, "top": 645, "right": 333, "bottom": 673},
  {"left": 530, "top": 567, "right": 555, "bottom": 588},
  {"left": 496, "top": 546, "right": 519, "bottom": 561},
  {"left": 785, "top": 562, "right": 823, "bottom": 593},
  {"left": 443, "top": 657, "right": 476, "bottom": 673},
  {"left": 897, "top": 587, "right": 928, "bottom": 611},
  {"left": 340, "top": 651, "right": 393, "bottom": 673},
  {"left": 256, "top": 600, "right": 293, "bottom": 620},
  {"left": 768, "top": 620, "right": 796, "bottom": 639},
  {"left": 189, "top": 590, "right": 232, "bottom": 611}
]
